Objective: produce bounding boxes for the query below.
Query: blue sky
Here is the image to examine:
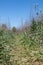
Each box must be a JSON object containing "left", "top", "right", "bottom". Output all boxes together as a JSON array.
[{"left": 0, "top": 0, "right": 43, "bottom": 28}]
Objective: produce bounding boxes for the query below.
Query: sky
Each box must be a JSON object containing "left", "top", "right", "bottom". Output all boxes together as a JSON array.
[{"left": 0, "top": 0, "right": 43, "bottom": 28}]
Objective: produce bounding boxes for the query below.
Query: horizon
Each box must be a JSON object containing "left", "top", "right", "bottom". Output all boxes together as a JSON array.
[{"left": 0, "top": 0, "right": 43, "bottom": 28}]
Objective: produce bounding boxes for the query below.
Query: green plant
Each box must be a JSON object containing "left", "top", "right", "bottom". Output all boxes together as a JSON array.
[
  {"left": 12, "top": 26, "right": 16, "bottom": 33},
  {"left": 30, "top": 18, "right": 37, "bottom": 33}
]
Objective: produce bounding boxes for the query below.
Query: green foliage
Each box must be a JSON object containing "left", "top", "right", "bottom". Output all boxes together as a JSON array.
[
  {"left": 12, "top": 26, "right": 16, "bottom": 33},
  {"left": 30, "top": 18, "right": 37, "bottom": 33},
  {"left": 37, "top": 21, "right": 43, "bottom": 31},
  {"left": 0, "top": 29, "right": 14, "bottom": 65},
  {"left": 0, "top": 18, "right": 43, "bottom": 65}
]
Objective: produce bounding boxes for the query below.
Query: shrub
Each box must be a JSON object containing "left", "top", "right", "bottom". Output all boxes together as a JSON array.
[
  {"left": 30, "top": 18, "right": 37, "bottom": 33},
  {"left": 12, "top": 27, "right": 16, "bottom": 33}
]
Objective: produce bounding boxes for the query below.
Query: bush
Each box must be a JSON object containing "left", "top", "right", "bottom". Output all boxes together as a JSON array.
[
  {"left": 12, "top": 27, "right": 16, "bottom": 33},
  {"left": 30, "top": 18, "right": 37, "bottom": 33},
  {"left": 0, "top": 29, "right": 14, "bottom": 65}
]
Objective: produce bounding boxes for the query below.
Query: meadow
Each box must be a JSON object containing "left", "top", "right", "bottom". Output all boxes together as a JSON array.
[{"left": 0, "top": 17, "right": 43, "bottom": 65}]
